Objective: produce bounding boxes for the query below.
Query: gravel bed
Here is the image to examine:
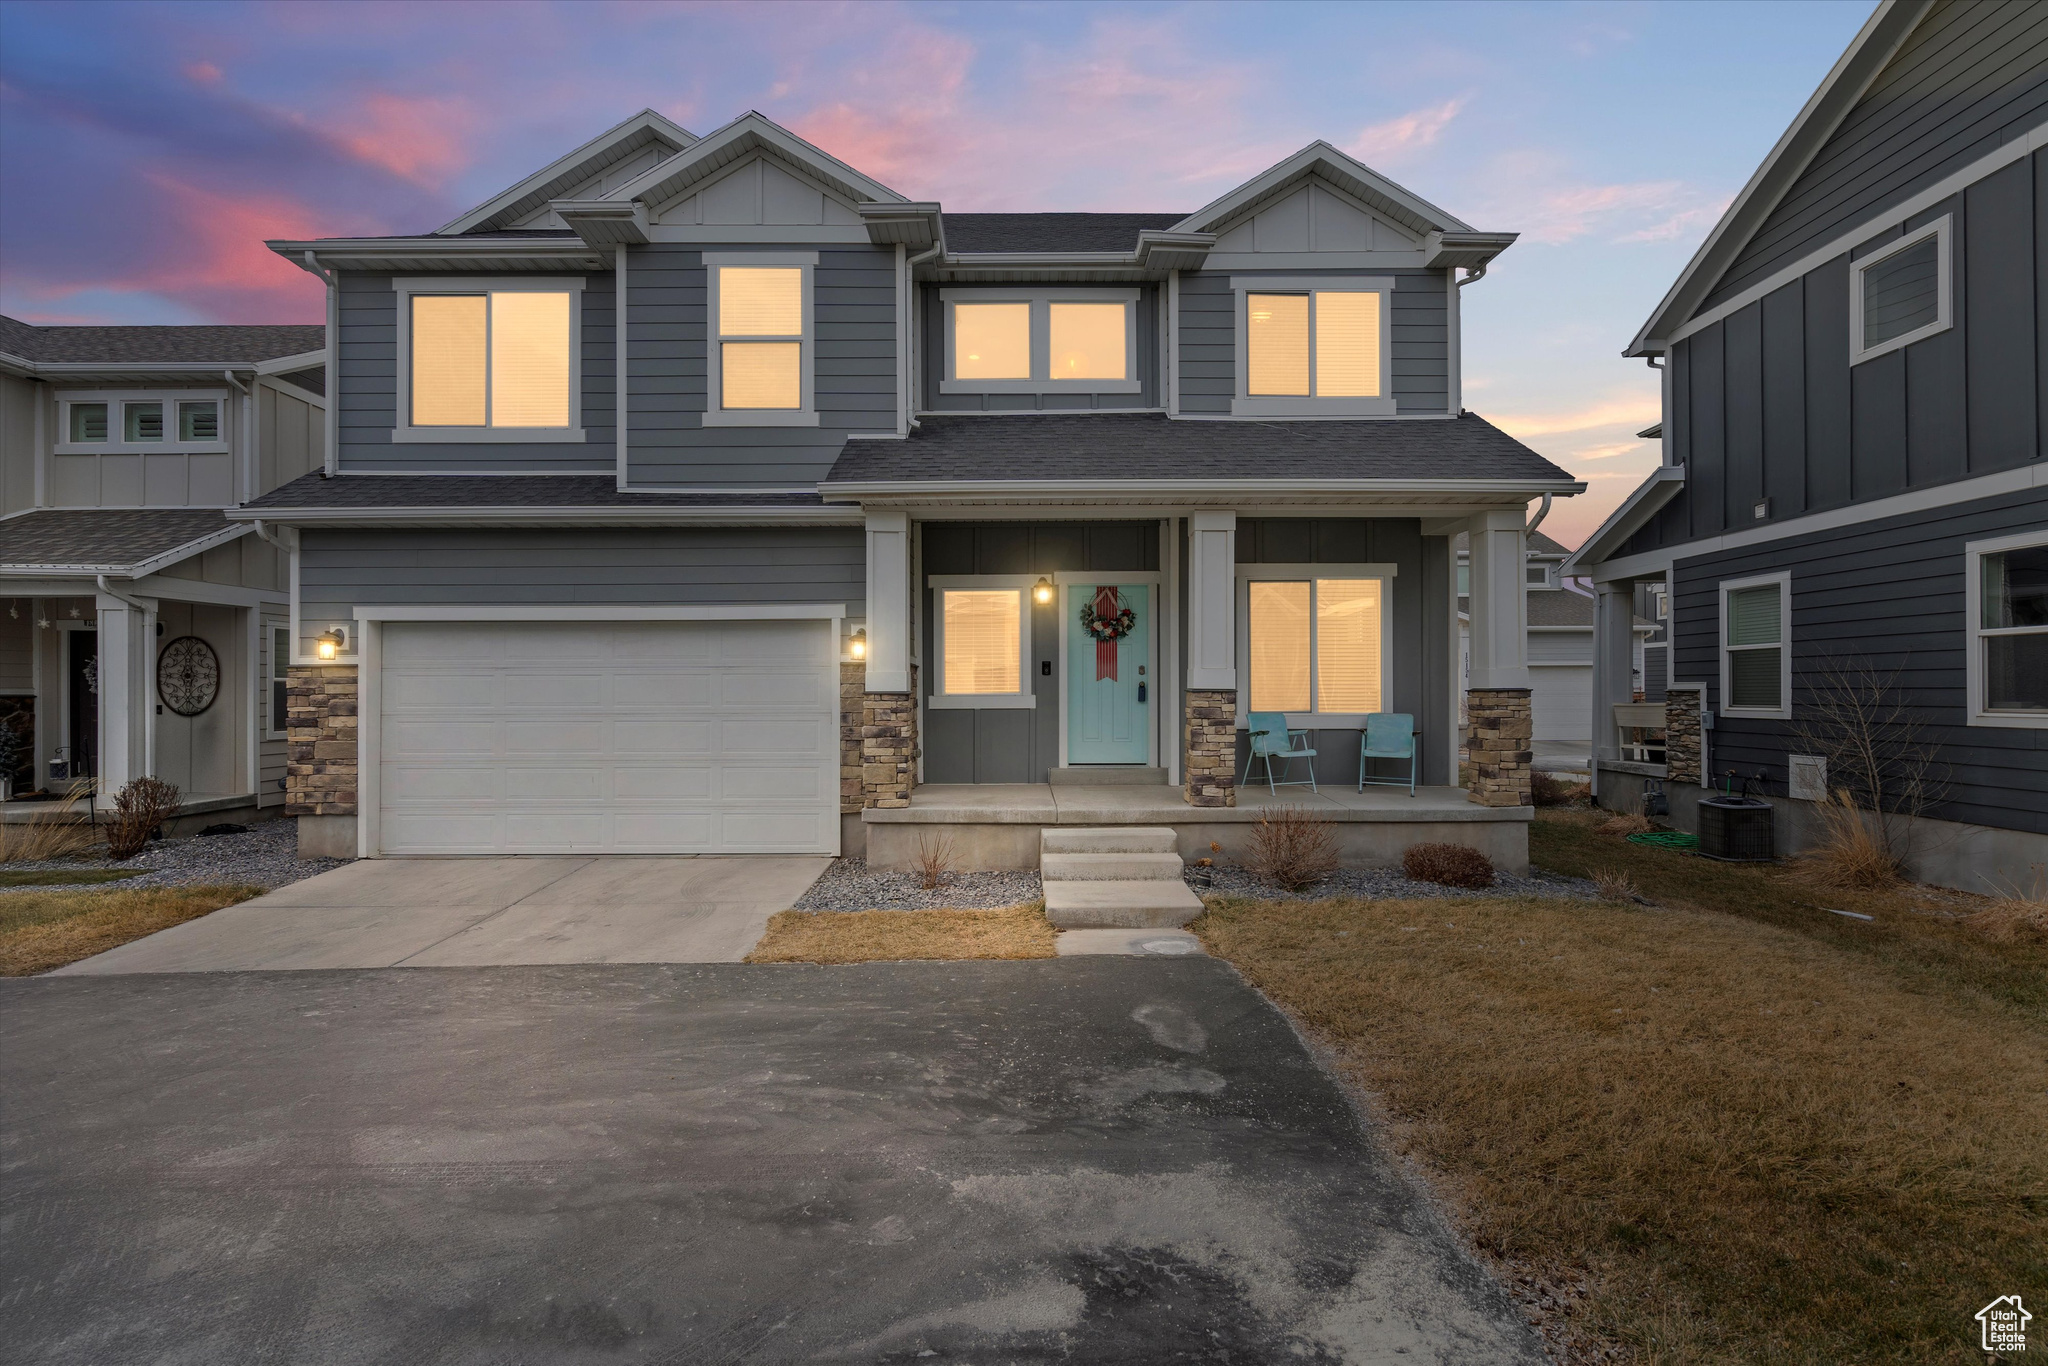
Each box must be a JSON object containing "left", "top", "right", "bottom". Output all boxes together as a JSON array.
[
  {"left": 2, "top": 818, "right": 351, "bottom": 893},
  {"left": 792, "top": 857, "right": 1042, "bottom": 911},
  {"left": 1189, "top": 864, "right": 1602, "bottom": 902}
]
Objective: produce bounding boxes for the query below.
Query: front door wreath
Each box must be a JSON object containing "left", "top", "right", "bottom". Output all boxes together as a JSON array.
[{"left": 1081, "top": 586, "right": 1136, "bottom": 681}]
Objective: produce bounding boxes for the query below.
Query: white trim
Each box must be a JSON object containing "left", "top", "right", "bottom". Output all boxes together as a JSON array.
[
  {"left": 1053, "top": 572, "right": 1163, "bottom": 768},
  {"left": 1849, "top": 214, "right": 1951, "bottom": 365},
  {"left": 435, "top": 108, "right": 698, "bottom": 236},
  {"left": 1445, "top": 266, "right": 1461, "bottom": 414},
  {"left": 391, "top": 276, "right": 587, "bottom": 442},
  {"left": 938, "top": 287, "right": 1143, "bottom": 394},
  {"left": 1718, "top": 571, "right": 1792, "bottom": 720},
  {"left": 1964, "top": 527, "right": 2048, "bottom": 729},
  {"left": 1161, "top": 517, "right": 1180, "bottom": 786},
  {"left": 53, "top": 388, "right": 233, "bottom": 456},
  {"left": 928, "top": 575, "right": 1036, "bottom": 710},
  {"left": 703, "top": 251, "right": 816, "bottom": 426},
  {"left": 827, "top": 476, "right": 1583, "bottom": 499},
  {"left": 615, "top": 244, "right": 629, "bottom": 490},
  {"left": 354, "top": 603, "right": 847, "bottom": 624},
  {"left": 1233, "top": 563, "right": 1397, "bottom": 724},
  {"left": 264, "top": 622, "right": 290, "bottom": 741},
  {"left": 1173, "top": 140, "right": 1473, "bottom": 238},
  {"left": 226, "top": 504, "right": 861, "bottom": 528},
  {"left": 1230, "top": 276, "right": 1396, "bottom": 417}
]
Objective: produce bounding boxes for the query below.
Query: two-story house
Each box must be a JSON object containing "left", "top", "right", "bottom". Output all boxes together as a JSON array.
[
  {"left": 0, "top": 317, "right": 326, "bottom": 821},
  {"left": 242, "top": 109, "right": 1583, "bottom": 866},
  {"left": 1568, "top": 0, "right": 2047, "bottom": 893}
]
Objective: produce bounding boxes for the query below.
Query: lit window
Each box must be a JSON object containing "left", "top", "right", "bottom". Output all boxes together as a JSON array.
[
  {"left": 69, "top": 403, "right": 108, "bottom": 442},
  {"left": 124, "top": 402, "right": 164, "bottom": 442},
  {"left": 954, "top": 304, "right": 1030, "bottom": 380},
  {"left": 1246, "top": 578, "right": 1384, "bottom": 715},
  {"left": 1246, "top": 294, "right": 1309, "bottom": 396},
  {"left": 943, "top": 291, "right": 1136, "bottom": 391},
  {"left": 1970, "top": 535, "right": 2048, "bottom": 724},
  {"left": 1852, "top": 216, "right": 1950, "bottom": 364},
  {"left": 179, "top": 401, "right": 220, "bottom": 442},
  {"left": 1048, "top": 303, "right": 1126, "bottom": 380},
  {"left": 409, "top": 290, "right": 572, "bottom": 428},
  {"left": 718, "top": 266, "right": 804, "bottom": 410},
  {"left": 936, "top": 587, "right": 1031, "bottom": 706},
  {"left": 1721, "top": 576, "right": 1789, "bottom": 716},
  {"left": 1247, "top": 290, "right": 1382, "bottom": 398}
]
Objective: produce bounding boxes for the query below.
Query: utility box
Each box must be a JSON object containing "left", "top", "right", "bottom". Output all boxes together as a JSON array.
[{"left": 1698, "top": 796, "right": 1775, "bottom": 861}]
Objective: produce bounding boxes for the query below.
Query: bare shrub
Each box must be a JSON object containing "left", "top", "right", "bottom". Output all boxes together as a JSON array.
[
  {"left": 1592, "top": 867, "right": 1639, "bottom": 902},
  {"left": 1529, "top": 770, "right": 1568, "bottom": 807},
  {"left": 1403, "top": 841, "right": 1495, "bottom": 889},
  {"left": 1788, "top": 655, "right": 1946, "bottom": 875},
  {"left": 1246, "top": 807, "right": 1338, "bottom": 892},
  {"left": 1967, "top": 866, "right": 2048, "bottom": 944},
  {"left": 911, "top": 832, "right": 954, "bottom": 892},
  {"left": 1600, "top": 812, "right": 1652, "bottom": 837},
  {"left": 0, "top": 794, "right": 95, "bottom": 863},
  {"left": 1794, "top": 789, "right": 1903, "bottom": 889},
  {"left": 105, "top": 777, "right": 182, "bottom": 861}
]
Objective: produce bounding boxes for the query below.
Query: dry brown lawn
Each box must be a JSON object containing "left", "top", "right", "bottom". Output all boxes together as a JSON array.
[
  {"left": 0, "top": 884, "right": 265, "bottom": 976},
  {"left": 746, "top": 903, "right": 1056, "bottom": 964},
  {"left": 1195, "top": 809, "right": 2048, "bottom": 1366}
]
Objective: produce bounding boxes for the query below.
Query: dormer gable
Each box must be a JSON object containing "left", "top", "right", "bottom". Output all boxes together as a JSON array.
[
  {"left": 607, "top": 111, "right": 908, "bottom": 221},
  {"left": 651, "top": 155, "right": 866, "bottom": 231},
  {"left": 1207, "top": 178, "right": 1423, "bottom": 256},
  {"left": 439, "top": 108, "right": 697, "bottom": 236}
]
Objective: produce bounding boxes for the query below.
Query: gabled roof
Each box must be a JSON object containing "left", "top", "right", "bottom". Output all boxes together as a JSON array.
[
  {"left": 1559, "top": 465, "right": 1688, "bottom": 575},
  {"left": 1626, "top": 0, "right": 1931, "bottom": 354},
  {"left": 1173, "top": 140, "right": 1475, "bottom": 239},
  {"left": 438, "top": 109, "right": 698, "bottom": 236},
  {"left": 0, "top": 509, "right": 248, "bottom": 576},
  {"left": 0, "top": 315, "right": 323, "bottom": 366},
  {"left": 603, "top": 110, "right": 908, "bottom": 214}
]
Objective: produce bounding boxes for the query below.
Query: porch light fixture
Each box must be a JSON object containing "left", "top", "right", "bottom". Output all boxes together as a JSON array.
[
  {"left": 316, "top": 628, "right": 345, "bottom": 661},
  {"left": 1032, "top": 577, "right": 1055, "bottom": 605},
  {"left": 849, "top": 629, "right": 867, "bottom": 660}
]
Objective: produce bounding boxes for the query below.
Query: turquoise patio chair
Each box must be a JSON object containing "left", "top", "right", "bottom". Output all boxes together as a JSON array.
[
  {"left": 1357, "top": 712, "right": 1418, "bottom": 796},
  {"left": 1243, "top": 711, "right": 1318, "bottom": 794}
]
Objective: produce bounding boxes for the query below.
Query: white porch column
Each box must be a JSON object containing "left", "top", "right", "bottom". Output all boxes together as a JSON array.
[
  {"left": 93, "top": 591, "right": 156, "bottom": 791},
  {"left": 1465, "top": 508, "right": 1529, "bottom": 690},
  {"left": 863, "top": 509, "right": 910, "bottom": 694},
  {"left": 1185, "top": 511, "right": 1236, "bottom": 690},
  {"left": 1592, "top": 582, "right": 1636, "bottom": 766}
]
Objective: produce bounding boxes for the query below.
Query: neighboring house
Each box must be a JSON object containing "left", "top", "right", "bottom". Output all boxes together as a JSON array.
[
  {"left": 1567, "top": 0, "right": 2048, "bottom": 893},
  {"left": 239, "top": 107, "right": 1584, "bottom": 862},
  {"left": 0, "top": 316, "right": 326, "bottom": 818}
]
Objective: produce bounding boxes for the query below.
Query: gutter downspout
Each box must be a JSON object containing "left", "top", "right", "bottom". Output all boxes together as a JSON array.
[
  {"left": 302, "top": 250, "right": 340, "bottom": 478},
  {"left": 904, "top": 242, "right": 943, "bottom": 429},
  {"left": 223, "top": 369, "right": 253, "bottom": 504},
  {"left": 616, "top": 244, "right": 629, "bottom": 490},
  {"left": 1525, "top": 492, "right": 1553, "bottom": 537}
]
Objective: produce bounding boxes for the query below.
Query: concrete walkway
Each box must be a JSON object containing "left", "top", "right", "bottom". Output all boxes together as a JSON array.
[{"left": 52, "top": 855, "right": 830, "bottom": 973}]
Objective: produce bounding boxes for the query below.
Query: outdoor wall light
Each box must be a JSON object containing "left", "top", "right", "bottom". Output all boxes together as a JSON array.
[
  {"left": 849, "top": 629, "right": 867, "bottom": 660},
  {"left": 316, "top": 627, "right": 346, "bottom": 661},
  {"left": 1032, "top": 577, "right": 1055, "bottom": 605}
]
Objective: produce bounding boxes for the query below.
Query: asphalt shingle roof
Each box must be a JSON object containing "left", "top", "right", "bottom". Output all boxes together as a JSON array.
[
  {"left": 942, "top": 213, "right": 1188, "bottom": 253},
  {"left": 0, "top": 509, "right": 234, "bottom": 571},
  {"left": 826, "top": 412, "right": 1576, "bottom": 485},
  {"left": 0, "top": 316, "right": 325, "bottom": 366},
  {"left": 242, "top": 473, "right": 829, "bottom": 510}
]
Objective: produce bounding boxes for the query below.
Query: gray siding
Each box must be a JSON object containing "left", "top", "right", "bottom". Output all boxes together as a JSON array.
[
  {"left": 1704, "top": 0, "right": 2048, "bottom": 309},
  {"left": 298, "top": 525, "right": 865, "bottom": 658},
  {"left": 625, "top": 243, "right": 898, "bottom": 487},
  {"left": 337, "top": 272, "right": 616, "bottom": 474},
  {"left": 1177, "top": 269, "right": 1450, "bottom": 416},
  {"left": 920, "top": 521, "right": 1158, "bottom": 785},
  {"left": 1670, "top": 486, "right": 2048, "bottom": 835},
  {"left": 1622, "top": 151, "right": 2045, "bottom": 557},
  {"left": 918, "top": 284, "right": 1161, "bottom": 412}
]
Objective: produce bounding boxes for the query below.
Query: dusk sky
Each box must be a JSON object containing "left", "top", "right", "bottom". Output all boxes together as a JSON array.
[{"left": 0, "top": 0, "right": 1874, "bottom": 546}]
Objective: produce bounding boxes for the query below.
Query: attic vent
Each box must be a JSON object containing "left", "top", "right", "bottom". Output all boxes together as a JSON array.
[{"left": 1788, "top": 754, "right": 1827, "bottom": 803}]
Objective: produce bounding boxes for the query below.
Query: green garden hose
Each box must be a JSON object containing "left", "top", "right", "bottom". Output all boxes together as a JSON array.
[{"left": 1626, "top": 830, "right": 1699, "bottom": 850}]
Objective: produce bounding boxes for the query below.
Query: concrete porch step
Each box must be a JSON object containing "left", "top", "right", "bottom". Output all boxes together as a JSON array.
[
  {"left": 1047, "top": 767, "right": 1169, "bottom": 787},
  {"left": 1040, "top": 826, "right": 1178, "bottom": 855},
  {"left": 1044, "top": 880, "right": 1205, "bottom": 929},
  {"left": 1040, "top": 851, "right": 1185, "bottom": 882}
]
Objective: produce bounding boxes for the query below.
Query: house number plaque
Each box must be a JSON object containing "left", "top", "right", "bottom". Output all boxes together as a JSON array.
[{"left": 157, "top": 636, "right": 221, "bottom": 717}]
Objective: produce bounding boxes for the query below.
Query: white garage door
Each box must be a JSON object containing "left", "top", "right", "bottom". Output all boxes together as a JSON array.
[
  {"left": 1531, "top": 665, "right": 1592, "bottom": 745},
  {"left": 373, "top": 619, "right": 839, "bottom": 855}
]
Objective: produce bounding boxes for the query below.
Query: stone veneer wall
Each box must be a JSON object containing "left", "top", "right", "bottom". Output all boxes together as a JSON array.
[
  {"left": 1184, "top": 689, "right": 1238, "bottom": 808},
  {"left": 286, "top": 665, "right": 358, "bottom": 817},
  {"left": 862, "top": 665, "right": 918, "bottom": 809},
  {"left": 1664, "top": 688, "right": 1702, "bottom": 785},
  {"left": 839, "top": 663, "right": 865, "bottom": 815},
  {"left": 1466, "top": 687, "right": 1532, "bottom": 808}
]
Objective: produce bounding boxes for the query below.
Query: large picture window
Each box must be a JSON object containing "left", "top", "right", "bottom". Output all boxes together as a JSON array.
[
  {"left": 1238, "top": 570, "right": 1389, "bottom": 719},
  {"left": 1232, "top": 276, "right": 1393, "bottom": 416},
  {"left": 394, "top": 277, "right": 583, "bottom": 442},
  {"left": 1967, "top": 531, "right": 2048, "bottom": 728},
  {"left": 1850, "top": 215, "right": 1950, "bottom": 365},
  {"left": 930, "top": 578, "right": 1036, "bottom": 709},
  {"left": 941, "top": 288, "right": 1140, "bottom": 394},
  {"left": 705, "top": 252, "right": 815, "bottom": 427},
  {"left": 1719, "top": 573, "right": 1791, "bottom": 718}
]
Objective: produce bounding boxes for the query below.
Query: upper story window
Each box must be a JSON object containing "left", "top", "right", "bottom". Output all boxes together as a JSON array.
[
  {"left": 1966, "top": 530, "right": 2048, "bottom": 729},
  {"left": 1719, "top": 572, "right": 1791, "bottom": 719},
  {"left": 57, "top": 393, "right": 228, "bottom": 454},
  {"left": 1850, "top": 215, "right": 1950, "bottom": 365},
  {"left": 1237, "top": 566, "right": 1392, "bottom": 721},
  {"left": 705, "top": 252, "right": 816, "bottom": 427},
  {"left": 941, "top": 288, "right": 1140, "bottom": 395},
  {"left": 1232, "top": 276, "right": 1393, "bottom": 417},
  {"left": 1526, "top": 564, "right": 1553, "bottom": 588},
  {"left": 394, "top": 276, "right": 584, "bottom": 443}
]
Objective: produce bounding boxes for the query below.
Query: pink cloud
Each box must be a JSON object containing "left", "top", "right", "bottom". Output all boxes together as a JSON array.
[
  {"left": 184, "top": 61, "right": 224, "bottom": 87},
  {"left": 1346, "top": 99, "right": 1464, "bottom": 166},
  {"left": 328, "top": 92, "right": 475, "bottom": 189}
]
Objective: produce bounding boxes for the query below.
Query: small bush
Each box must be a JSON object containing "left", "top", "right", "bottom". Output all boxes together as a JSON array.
[
  {"left": 1402, "top": 841, "right": 1495, "bottom": 889},
  {"left": 105, "top": 777, "right": 182, "bottom": 861},
  {"left": 1529, "top": 770, "right": 1573, "bottom": 807},
  {"left": 1795, "top": 789, "right": 1903, "bottom": 889},
  {"left": 1592, "top": 867, "right": 1639, "bottom": 902},
  {"left": 912, "top": 832, "right": 954, "bottom": 892},
  {"left": 0, "top": 794, "right": 94, "bottom": 863},
  {"left": 1246, "top": 807, "right": 1339, "bottom": 892},
  {"left": 1600, "top": 812, "right": 1653, "bottom": 837},
  {"left": 1968, "top": 866, "right": 2048, "bottom": 943}
]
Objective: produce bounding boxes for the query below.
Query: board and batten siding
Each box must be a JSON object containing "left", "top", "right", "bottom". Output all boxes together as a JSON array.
[
  {"left": 1669, "top": 485, "right": 2048, "bottom": 836},
  {"left": 295, "top": 526, "right": 865, "bottom": 660},
  {"left": 1622, "top": 150, "right": 2046, "bottom": 557},
  {"left": 918, "top": 283, "right": 1161, "bottom": 412},
  {"left": 336, "top": 271, "right": 616, "bottom": 474},
  {"left": 625, "top": 243, "right": 898, "bottom": 488},
  {"left": 1176, "top": 269, "right": 1450, "bottom": 416},
  {"left": 1702, "top": 0, "right": 2048, "bottom": 310},
  {"left": 257, "top": 380, "right": 325, "bottom": 496}
]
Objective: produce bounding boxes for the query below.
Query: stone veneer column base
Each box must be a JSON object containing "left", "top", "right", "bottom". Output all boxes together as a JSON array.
[
  {"left": 286, "top": 664, "right": 359, "bottom": 820},
  {"left": 1466, "top": 687, "right": 1532, "bottom": 808},
  {"left": 1184, "top": 689, "right": 1238, "bottom": 808},
  {"left": 862, "top": 678, "right": 918, "bottom": 810},
  {"left": 839, "top": 663, "right": 866, "bottom": 815},
  {"left": 1664, "top": 689, "right": 1702, "bottom": 785}
]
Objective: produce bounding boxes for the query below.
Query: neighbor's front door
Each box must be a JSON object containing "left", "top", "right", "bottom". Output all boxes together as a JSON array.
[{"left": 1067, "top": 583, "right": 1150, "bottom": 764}]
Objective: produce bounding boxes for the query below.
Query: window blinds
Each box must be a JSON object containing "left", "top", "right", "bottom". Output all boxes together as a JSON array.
[
  {"left": 1315, "top": 579, "right": 1382, "bottom": 712},
  {"left": 411, "top": 294, "right": 488, "bottom": 426},
  {"left": 489, "top": 291, "right": 571, "bottom": 427},
  {"left": 1246, "top": 294, "right": 1310, "bottom": 396},
  {"left": 1048, "top": 303, "right": 1126, "bottom": 380},
  {"left": 954, "top": 303, "right": 1031, "bottom": 379},
  {"left": 1314, "top": 292, "right": 1381, "bottom": 397},
  {"left": 943, "top": 590, "right": 1022, "bottom": 695},
  {"left": 1248, "top": 581, "right": 1312, "bottom": 711}
]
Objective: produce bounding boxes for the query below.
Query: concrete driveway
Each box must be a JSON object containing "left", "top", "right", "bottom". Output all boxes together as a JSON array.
[
  {"left": 52, "top": 855, "right": 830, "bottom": 973},
  {"left": 1, "top": 959, "right": 1543, "bottom": 1365}
]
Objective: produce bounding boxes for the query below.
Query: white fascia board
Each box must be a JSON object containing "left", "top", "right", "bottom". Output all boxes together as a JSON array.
[
  {"left": 1625, "top": 0, "right": 1929, "bottom": 355},
  {"left": 254, "top": 350, "right": 327, "bottom": 376},
  {"left": 266, "top": 238, "right": 604, "bottom": 274},
  {"left": 125, "top": 522, "right": 255, "bottom": 578},
  {"left": 1559, "top": 466, "right": 1686, "bottom": 576},
  {"left": 1172, "top": 140, "right": 1474, "bottom": 239},
  {"left": 356, "top": 603, "right": 847, "bottom": 623},
  {"left": 608, "top": 112, "right": 909, "bottom": 212},
  {"left": 222, "top": 505, "right": 863, "bottom": 528},
  {"left": 436, "top": 109, "right": 699, "bottom": 235},
  {"left": 822, "top": 477, "right": 1585, "bottom": 501}
]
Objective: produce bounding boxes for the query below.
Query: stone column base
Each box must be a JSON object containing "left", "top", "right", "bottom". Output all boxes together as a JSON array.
[
  {"left": 1184, "top": 689, "right": 1238, "bottom": 808},
  {"left": 286, "top": 664, "right": 359, "bottom": 818},
  {"left": 1665, "top": 689, "right": 1702, "bottom": 785},
  {"left": 862, "top": 689, "right": 917, "bottom": 809},
  {"left": 1466, "top": 687, "right": 1532, "bottom": 808}
]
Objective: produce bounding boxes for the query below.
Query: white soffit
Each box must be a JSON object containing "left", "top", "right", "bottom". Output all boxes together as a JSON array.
[{"left": 438, "top": 109, "right": 700, "bottom": 236}]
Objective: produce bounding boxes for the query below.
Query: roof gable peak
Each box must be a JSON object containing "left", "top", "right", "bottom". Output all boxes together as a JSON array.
[
  {"left": 438, "top": 108, "right": 698, "bottom": 236},
  {"left": 1174, "top": 139, "right": 1475, "bottom": 239},
  {"left": 603, "top": 110, "right": 909, "bottom": 214}
]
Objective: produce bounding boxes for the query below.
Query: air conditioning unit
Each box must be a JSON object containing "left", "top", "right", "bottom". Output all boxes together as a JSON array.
[{"left": 1698, "top": 796, "right": 1775, "bottom": 861}]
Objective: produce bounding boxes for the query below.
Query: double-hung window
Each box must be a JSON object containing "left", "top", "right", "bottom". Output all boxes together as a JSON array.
[
  {"left": 941, "top": 288, "right": 1140, "bottom": 394},
  {"left": 1967, "top": 531, "right": 2048, "bottom": 728},
  {"left": 1238, "top": 568, "right": 1391, "bottom": 720},
  {"left": 1233, "top": 277, "right": 1392, "bottom": 416},
  {"left": 395, "top": 277, "right": 582, "bottom": 442},
  {"left": 705, "top": 252, "right": 815, "bottom": 426},
  {"left": 1720, "top": 573, "right": 1791, "bottom": 718},
  {"left": 929, "top": 577, "right": 1035, "bottom": 709},
  {"left": 1850, "top": 215, "right": 1950, "bottom": 364},
  {"left": 56, "top": 393, "right": 227, "bottom": 454}
]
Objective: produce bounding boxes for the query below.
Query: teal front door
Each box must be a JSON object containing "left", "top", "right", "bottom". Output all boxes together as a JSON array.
[{"left": 1067, "top": 583, "right": 1151, "bottom": 764}]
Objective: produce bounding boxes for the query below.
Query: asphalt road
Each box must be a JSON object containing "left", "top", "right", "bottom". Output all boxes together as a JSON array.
[{"left": 0, "top": 958, "right": 1543, "bottom": 1364}]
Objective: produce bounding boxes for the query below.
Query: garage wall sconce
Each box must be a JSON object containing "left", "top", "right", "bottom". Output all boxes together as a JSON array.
[
  {"left": 848, "top": 628, "right": 867, "bottom": 661},
  {"left": 316, "top": 627, "right": 347, "bottom": 661},
  {"left": 1032, "top": 577, "right": 1055, "bottom": 605}
]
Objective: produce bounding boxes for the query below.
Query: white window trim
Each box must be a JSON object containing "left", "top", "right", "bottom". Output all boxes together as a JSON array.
[
  {"left": 55, "top": 389, "right": 232, "bottom": 456},
  {"left": 939, "top": 287, "right": 1142, "bottom": 394},
  {"left": 1965, "top": 527, "right": 2048, "bottom": 730},
  {"left": 928, "top": 573, "right": 1037, "bottom": 710},
  {"left": 1718, "top": 570, "right": 1792, "bottom": 720},
  {"left": 1230, "top": 275, "right": 1396, "bottom": 417},
  {"left": 1233, "top": 563, "right": 1398, "bottom": 727},
  {"left": 1849, "top": 215, "right": 1951, "bottom": 366},
  {"left": 391, "top": 275, "right": 587, "bottom": 444},
  {"left": 265, "top": 622, "right": 290, "bottom": 740},
  {"left": 703, "top": 250, "right": 818, "bottom": 428}
]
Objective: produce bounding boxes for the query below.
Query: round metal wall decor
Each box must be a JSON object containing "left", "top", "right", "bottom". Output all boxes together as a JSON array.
[{"left": 157, "top": 636, "right": 221, "bottom": 717}]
